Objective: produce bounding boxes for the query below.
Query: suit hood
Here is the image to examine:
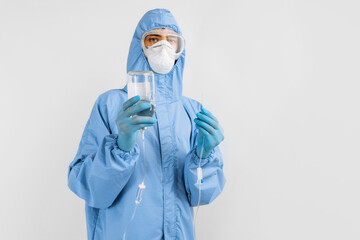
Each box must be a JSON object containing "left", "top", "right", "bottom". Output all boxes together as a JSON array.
[{"left": 124, "top": 8, "right": 185, "bottom": 104}]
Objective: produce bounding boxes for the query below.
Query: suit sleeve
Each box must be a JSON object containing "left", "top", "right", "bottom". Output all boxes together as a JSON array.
[
  {"left": 184, "top": 131, "right": 226, "bottom": 207},
  {"left": 67, "top": 96, "right": 139, "bottom": 209}
]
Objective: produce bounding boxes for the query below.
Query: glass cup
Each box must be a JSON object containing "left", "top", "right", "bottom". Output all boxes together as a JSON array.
[{"left": 127, "top": 71, "right": 156, "bottom": 117}]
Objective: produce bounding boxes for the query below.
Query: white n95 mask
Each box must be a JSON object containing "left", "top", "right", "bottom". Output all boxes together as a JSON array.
[{"left": 143, "top": 40, "right": 178, "bottom": 74}]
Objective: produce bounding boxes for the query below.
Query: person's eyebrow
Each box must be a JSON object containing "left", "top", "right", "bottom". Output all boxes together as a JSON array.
[{"left": 147, "top": 34, "right": 162, "bottom": 37}]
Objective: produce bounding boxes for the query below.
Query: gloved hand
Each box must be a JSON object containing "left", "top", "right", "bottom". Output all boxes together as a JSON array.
[
  {"left": 194, "top": 106, "right": 224, "bottom": 158},
  {"left": 116, "top": 95, "right": 157, "bottom": 152}
]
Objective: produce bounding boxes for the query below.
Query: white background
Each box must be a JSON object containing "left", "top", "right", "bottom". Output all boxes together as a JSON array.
[{"left": 1, "top": 0, "right": 359, "bottom": 239}]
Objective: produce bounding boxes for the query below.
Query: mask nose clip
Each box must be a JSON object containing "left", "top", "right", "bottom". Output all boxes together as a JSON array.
[{"left": 148, "top": 40, "right": 174, "bottom": 50}]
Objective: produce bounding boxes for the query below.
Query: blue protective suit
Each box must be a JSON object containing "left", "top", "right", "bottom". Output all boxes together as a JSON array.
[{"left": 67, "top": 8, "right": 226, "bottom": 240}]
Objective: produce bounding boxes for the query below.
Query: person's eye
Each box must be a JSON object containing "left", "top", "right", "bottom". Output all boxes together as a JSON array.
[{"left": 149, "top": 38, "right": 158, "bottom": 42}]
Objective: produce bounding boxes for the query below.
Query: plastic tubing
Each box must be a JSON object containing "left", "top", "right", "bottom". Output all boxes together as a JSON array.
[
  {"left": 122, "top": 129, "right": 147, "bottom": 240},
  {"left": 193, "top": 135, "right": 205, "bottom": 240}
]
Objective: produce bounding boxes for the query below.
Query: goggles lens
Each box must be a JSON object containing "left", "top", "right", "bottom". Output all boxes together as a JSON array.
[{"left": 141, "top": 29, "right": 185, "bottom": 55}]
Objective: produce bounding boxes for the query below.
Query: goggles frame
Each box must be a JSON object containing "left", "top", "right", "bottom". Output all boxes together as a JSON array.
[{"left": 141, "top": 29, "right": 185, "bottom": 58}]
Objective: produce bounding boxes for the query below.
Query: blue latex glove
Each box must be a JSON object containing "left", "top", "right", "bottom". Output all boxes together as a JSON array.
[
  {"left": 194, "top": 106, "right": 224, "bottom": 158},
  {"left": 116, "top": 95, "right": 157, "bottom": 152}
]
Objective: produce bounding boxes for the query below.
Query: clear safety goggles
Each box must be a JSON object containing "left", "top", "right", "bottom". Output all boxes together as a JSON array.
[{"left": 141, "top": 29, "right": 185, "bottom": 59}]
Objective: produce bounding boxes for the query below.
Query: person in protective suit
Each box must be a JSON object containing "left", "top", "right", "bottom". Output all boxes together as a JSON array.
[{"left": 67, "top": 8, "right": 226, "bottom": 240}]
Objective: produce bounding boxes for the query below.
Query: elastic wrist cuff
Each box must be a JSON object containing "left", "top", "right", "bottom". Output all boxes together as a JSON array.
[
  {"left": 192, "top": 147, "right": 215, "bottom": 166},
  {"left": 108, "top": 134, "right": 140, "bottom": 162}
]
